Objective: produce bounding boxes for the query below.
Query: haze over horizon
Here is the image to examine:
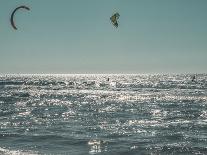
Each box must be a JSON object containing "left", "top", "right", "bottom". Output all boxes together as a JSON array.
[{"left": 0, "top": 0, "right": 207, "bottom": 74}]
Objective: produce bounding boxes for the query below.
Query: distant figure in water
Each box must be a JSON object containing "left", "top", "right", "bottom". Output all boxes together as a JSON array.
[
  {"left": 192, "top": 75, "right": 196, "bottom": 82},
  {"left": 107, "top": 78, "right": 110, "bottom": 82}
]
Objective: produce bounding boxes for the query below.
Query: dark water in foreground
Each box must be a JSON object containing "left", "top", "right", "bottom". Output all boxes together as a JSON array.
[{"left": 0, "top": 74, "right": 207, "bottom": 155}]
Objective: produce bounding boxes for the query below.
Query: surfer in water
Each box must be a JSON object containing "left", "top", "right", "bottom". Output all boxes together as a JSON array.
[
  {"left": 107, "top": 78, "right": 110, "bottom": 82},
  {"left": 192, "top": 75, "right": 196, "bottom": 82}
]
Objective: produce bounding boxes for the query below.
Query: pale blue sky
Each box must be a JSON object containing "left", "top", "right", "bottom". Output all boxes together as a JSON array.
[{"left": 0, "top": 0, "right": 207, "bottom": 74}]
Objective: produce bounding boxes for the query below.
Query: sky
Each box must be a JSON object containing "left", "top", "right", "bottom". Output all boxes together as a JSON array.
[{"left": 0, "top": 0, "right": 207, "bottom": 74}]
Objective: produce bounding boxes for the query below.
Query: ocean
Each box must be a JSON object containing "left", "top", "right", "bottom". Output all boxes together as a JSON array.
[{"left": 0, "top": 74, "right": 207, "bottom": 155}]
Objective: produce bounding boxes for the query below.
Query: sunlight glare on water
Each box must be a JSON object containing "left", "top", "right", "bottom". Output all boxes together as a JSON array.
[{"left": 0, "top": 74, "right": 207, "bottom": 154}]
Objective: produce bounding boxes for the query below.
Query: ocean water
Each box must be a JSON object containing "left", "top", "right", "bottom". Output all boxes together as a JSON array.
[{"left": 0, "top": 74, "right": 207, "bottom": 155}]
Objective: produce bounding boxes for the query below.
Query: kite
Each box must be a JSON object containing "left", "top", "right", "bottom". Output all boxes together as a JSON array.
[
  {"left": 110, "top": 12, "right": 120, "bottom": 28},
  {"left": 10, "top": 5, "right": 30, "bottom": 30}
]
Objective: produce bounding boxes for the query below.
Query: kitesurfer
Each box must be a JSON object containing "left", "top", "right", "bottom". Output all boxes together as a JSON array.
[{"left": 192, "top": 75, "right": 196, "bottom": 82}]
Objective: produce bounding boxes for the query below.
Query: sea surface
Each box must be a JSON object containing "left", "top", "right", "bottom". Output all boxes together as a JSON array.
[{"left": 0, "top": 74, "right": 207, "bottom": 155}]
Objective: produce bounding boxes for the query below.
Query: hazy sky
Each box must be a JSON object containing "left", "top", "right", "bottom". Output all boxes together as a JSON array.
[{"left": 0, "top": 0, "right": 207, "bottom": 74}]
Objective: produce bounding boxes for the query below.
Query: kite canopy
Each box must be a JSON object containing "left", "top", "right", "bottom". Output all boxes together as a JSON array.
[
  {"left": 110, "top": 12, "right": 120, "bottom": 28},
  {"left": 10, "top": 5, "right": 30, "bottom": 30}
]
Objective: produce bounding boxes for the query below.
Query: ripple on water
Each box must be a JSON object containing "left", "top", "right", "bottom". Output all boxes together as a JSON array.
[{"left": 0, "top": 74, "right": 207, "bottom": 154}]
